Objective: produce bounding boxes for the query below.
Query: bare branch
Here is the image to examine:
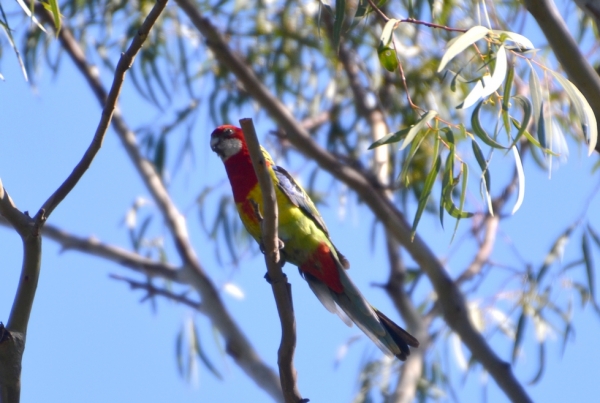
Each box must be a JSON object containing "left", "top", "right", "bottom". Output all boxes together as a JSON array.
[
  {"left": 0, "top": 180, "right": 39, "bottom": 403},
  {"left": 1, "top": 3, "right": 170, "bottom": 400},
  {"left": 109, "top": 274, "right": 203, "bottom": 311},
  {"left": 456, "top": 163, "right": 520, "bottom": 285},
  {"left": 42, "top": 222, "right": 180, "bottom": 281},
  {"left": 33, "top": 8, "right": 284, "bottom": 401},
  {"left": 456, "top": 217, "right": 499, "bottom": 285},
  {"left": 365, "top": 0, "right": 467, "bottom": 32},
  {"left": 177, "top": 5, "right": 532, "bottom": 401},
  {"left": 34, "top": 0, "right": 168, "bottom": 221},
  {"left": 240, "top": 119, "right": 305, "bottom": 403}
]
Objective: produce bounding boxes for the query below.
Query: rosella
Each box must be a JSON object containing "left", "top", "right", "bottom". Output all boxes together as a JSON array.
[{"left": 210, "top": 124, "right": 419, "bottom": 360}]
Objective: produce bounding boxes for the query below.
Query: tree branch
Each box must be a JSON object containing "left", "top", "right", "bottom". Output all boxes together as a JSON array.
[
  {"left": 0, "top": 181, "right": 39, "bottom": 403},
  {"left": 177, "top": 5, "right": 532, "bottom": 402},
  {"left": 383, "top": 235, "right": 429, "bottom": 403},
  {"left": 1, "top": 3, "right": 169, "bottom": 401},
  {"left": 35, "top": 0, "right": 169, "bottom": 221},
  {"left": 456, "top": 163, "right": 520, "bottom": 285},
  {"left": 33, "top": 6, "right": 284, "bottom": 402},
  {"left": 239, "top": 119, "right": 305, "bottom": 403},
  {"left": 525, "top": 0, "right": 600, "bottom": 153},
  {"left": 109, "top": 274, "right": 203, "bottom": 311}
]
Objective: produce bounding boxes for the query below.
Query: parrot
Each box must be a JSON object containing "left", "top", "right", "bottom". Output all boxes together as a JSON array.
[{"left": 210, "top": 124, "right": 419, "bottom": 360}]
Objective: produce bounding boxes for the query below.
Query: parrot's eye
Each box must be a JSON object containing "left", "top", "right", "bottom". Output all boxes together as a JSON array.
[{"left": 224, "top": 128, "right": 234, "bottom": 136}]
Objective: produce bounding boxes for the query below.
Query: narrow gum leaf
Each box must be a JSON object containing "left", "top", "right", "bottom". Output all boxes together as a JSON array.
[
  {"left": 379, "top": 18, "right": 399, "bottom": 48},
  {"left": 369, "top": 127, "right": 410, "bottom": 149},
  {"left": 471, "top": 139, "right": 494, "bottom": 215},
  {"left": 480, "top": 45, "right": 507, "bottom": 98},
  {"left": 48, "top": 0, "right": 61, "bottom": 34},
  {"left": 458, "top": 79, "right": 485, "bottom": 110},
  {"left": 541, "top": 101, "right": 552, "bottom": 175},
  {"left": 354, "top": 0, "right": 368, "bottom": 18},
  {"left": 193, "top": 323, "right": 223, "bottom": 380},
  {"left": 528, "top": 61, "right": 543, "bottom": 128},
  {"left": 511, "top": 146, "right": 525, "bottom": 215},
  {"left": 15, "top": 0, "right": 47, "bottom": 33},
  {"left": 400, "top": 129, "right": 429, "bottom": 185},
  {"left": 588, "top": 224, "right": 600, "bottom": 249},
  {"left": 411, "top": 155, "right": 441, "bottom": 239},
  {"left": 509, "top": 96, "right": 532, "bottom": 148},
  {"left": 491, "top": 30, "right": 534, "bottom": 50},
  {"left": 502, "top": 62, "right": 515, "bottom": 112},
  {"left": 441, "top": 150, "right": 473, "bottom": 220},
  {"left": 471, "top": 139, "right": 491, "bottom": 193},
  {"left": 512, "top": 312, "right": 527, "bottom": 363},
  {"left": 528, "top": 342, "right": 546, "bottom": 385},
  {"left": 444, "top": 187, "right": 474, "bottom": 219},
  {"left": 176, "top": 327, "right": 185, "bottom": 377},
  {"left": 443, "top": 127, "right": 455, "bottom": 145},
  {"left": 438, "top": 25, "right": 490, "bottom": 72},
  {"left": 439, "top": 149, "right": 455, "bottom": 228},
  {"left": 549, "top": 71, "right": 598, "bottom": 155},
  {"left": 582, "top": 232, "right": 596, "bottom": 305},
  {"left": 537, "top": 225, "right": 575, "bottom": 282},
  {"left": 400, "top": 110, "right": 438, "bottom": 150},
  {"left": 471, "top": 101, "right": 507, "bottom": 148},
  {"left": 0, "top": 5, "right": 28, "bottom": 81},
  {"left": 451, "top": 162, "right": 470, "bottom": 241},
  {"left": 332, "top": 0, "right": 346, "bottom": 51}
]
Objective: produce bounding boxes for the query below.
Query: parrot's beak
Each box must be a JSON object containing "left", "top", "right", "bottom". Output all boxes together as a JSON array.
[{"left": 210, "top": 136, "right": 220, "bottom": 153}]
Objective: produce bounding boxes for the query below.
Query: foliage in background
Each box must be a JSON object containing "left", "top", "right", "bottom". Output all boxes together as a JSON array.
[{"left": 2, "top": 0, "right": 600, "bottom": 401}]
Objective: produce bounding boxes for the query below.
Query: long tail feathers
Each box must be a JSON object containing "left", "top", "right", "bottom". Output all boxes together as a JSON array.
[
  {"left": 304, "top": 270, "right": 419, "bottom": 361},
  {"left": 304, "top": 273, "right": 352, "bottom": 327},
  {"left": 374, "top": 308, "right": 419, "bottom": 361}
]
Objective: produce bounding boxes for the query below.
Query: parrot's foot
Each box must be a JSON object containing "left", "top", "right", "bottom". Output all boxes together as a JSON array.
[
  {"left": 259, "top": 238, "right": 286, "bottom": 254},
  {"left": 264, "top": 271, "right": 288, "bottom": 284}
]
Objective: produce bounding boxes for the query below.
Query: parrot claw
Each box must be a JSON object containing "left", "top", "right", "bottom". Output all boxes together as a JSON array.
[
  {"left": 264, "top": 271, "right": 288, "bottom": 284},
  {"left": 259, "top": 238, "right": 285, "bottom": 254}
]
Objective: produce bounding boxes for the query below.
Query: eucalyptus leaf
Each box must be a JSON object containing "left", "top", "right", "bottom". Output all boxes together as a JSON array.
[
  {"left": 491, "top": 30, "right": 534, "bottom": 50},
  {"left": 412, "top": 155, "right": 441, "bottom": 239},
  {"left": 511, "top": 146, "right": 525, "bottom": 215},
  {"left": 332, "top": 0, "right": 346, "bottom": 51},
  {"left": 549, "top": 71, "right": 598, "bottom": 155},
  {"left": 369, "top": 127, "right": 410, "bottom": 149},
  {"left": 400, "top": 110, "right": 438, "bottom": 150},
  {"left": 471, "top": 101, "right": 507, "bottom": 149},
  {"left": 438, "top": 25, "right": 490, "bottom": 72},
  {"left": 379, "top": 18, "right": 399, "bottom": 48}
]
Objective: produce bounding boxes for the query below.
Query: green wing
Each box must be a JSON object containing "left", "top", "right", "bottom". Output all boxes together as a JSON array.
[{"left": 272, "top": 164, "right": 330, "bottom": 236}]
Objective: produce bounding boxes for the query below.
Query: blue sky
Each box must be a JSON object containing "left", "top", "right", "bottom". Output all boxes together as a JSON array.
[{"left": 2, "top": 7, "right": 600, "bottom": 403}]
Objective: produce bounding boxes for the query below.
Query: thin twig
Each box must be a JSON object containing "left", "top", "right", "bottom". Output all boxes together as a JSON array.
[
  {"left": 35, "top": 0, "right": 169, "bottom": 221},
  {"left": 365, "top": 0, "right": 467, "bottom": 33},
  {"left": 109, "top": 274, "right": 203, "bottom": 311},
  {"left": 239, "top": 119, "right": 305, "bottom": 403}
]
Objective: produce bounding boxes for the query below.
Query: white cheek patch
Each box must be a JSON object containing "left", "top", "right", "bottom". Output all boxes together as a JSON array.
[{"left": 216, "top": 138, "right": 243, "bottom": 160}]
